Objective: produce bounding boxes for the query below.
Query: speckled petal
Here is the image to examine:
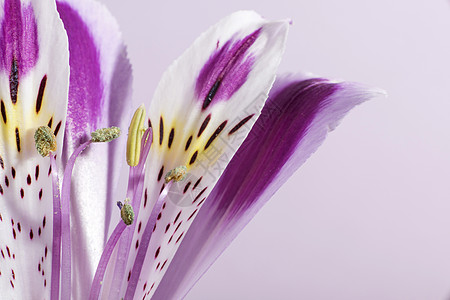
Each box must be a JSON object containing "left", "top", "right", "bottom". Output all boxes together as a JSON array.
[
  {"left": 117, "top": 11, "right": 289, "bottom": 299},
  {"left": 0, "top": 0, "right": 69, "bottom": 298},
  {"left": 55, "top": 0, "right": 133, "bottom": 298},
  {"left": 152, "top": 74, "right": 384, "bottom": 299}
]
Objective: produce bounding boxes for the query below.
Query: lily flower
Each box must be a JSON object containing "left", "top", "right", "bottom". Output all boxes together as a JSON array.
[{"left": 0, "top": 0, "right": 381, "bottom": 299}]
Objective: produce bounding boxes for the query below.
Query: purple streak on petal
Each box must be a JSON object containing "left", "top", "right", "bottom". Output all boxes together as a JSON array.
[
  {"left": 0, "top": 0, "right": 39, "bottom": 75},
  {"left": 153, "top": 75, "right": 378, "bottom": 300},
  {"left": 124, "top": 182, "right": 173, "bottom": 300},
  {"left": 213, "top": 78, "right": 337, "bottom": 218},
  {"left": 50, "top": 153, "right": 62, "bottom": 300},
  {"left": 109, "top": 128, "right": 153, "bottom": 299},
  {"left": 89, "top": 221, "right": 126, "bottom": 300},
  {"left": 60, "top": 140, "right": 92, "bottom": 300},
  {"left": 56, "top": 2, "right": 103, "bottom": 141},
  {"left": 196, "top": 28, "right": 260, "bottom": 109}
]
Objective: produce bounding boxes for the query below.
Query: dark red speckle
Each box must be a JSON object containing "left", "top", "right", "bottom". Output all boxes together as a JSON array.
[
  {"left": 173, "top": 211, "right": 181, "bottom": 224},
  {"left": 161, "top": 259, "right": 168, "bottom": 271},
  {"left": 176, "top": 232, "right": 184, "bottom": 244},
  {"left": 188, "top": 209, "right": 198, "bottom": 221},
  {"left": 174, "top": 221, "right": 182, "bottom": 233},
  {"left": 144, "top": 188, "right": 148, "bottom": 208},
  {"left": 197, "top": 198, "right": 206, "bottom": 207}
]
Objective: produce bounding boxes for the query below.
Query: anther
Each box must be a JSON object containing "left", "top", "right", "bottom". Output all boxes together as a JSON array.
[
  {"left": 118, "top": 198, "right": 134, "bottom": 226},
  {"left": 127, "top": 104, "right": 146, "bottom": 167},
  {"left": 91, "top": 126, "right": 121, "bottom": 143},
  {"left": 34, "top": 126, "right": 57, "bottom": 157},
  {"left": 165, "top": 166, "right": 187, "bottom": 183}
]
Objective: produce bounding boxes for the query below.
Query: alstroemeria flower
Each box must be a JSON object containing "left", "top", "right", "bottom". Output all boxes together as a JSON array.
[{"left": 0, "top": 0, "right": 381, "bottom": 299}]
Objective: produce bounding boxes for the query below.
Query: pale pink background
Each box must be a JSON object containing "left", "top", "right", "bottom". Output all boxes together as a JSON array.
[{"left": 100, "top": 0, "right": 450, "bottom": 299}]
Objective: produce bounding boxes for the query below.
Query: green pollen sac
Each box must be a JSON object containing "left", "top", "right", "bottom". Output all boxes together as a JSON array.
[
  {"left": 127, "top": 104, "right": 146, "bottom": 167},
  {"left": 165, "top": 165, "right": 188, "bottom": 183},
  {"left": 120, "top": 199, "right": 135, "bottom": 226},
  {"left": 91, "top": 126, "right": 121, "bottom": 143},
  {"left": 34, "top": 126, "right": 57, "bottom": 157}
]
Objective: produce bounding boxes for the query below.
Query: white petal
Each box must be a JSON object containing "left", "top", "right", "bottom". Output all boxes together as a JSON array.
[
  {"left": 120, "top": 11, "right": 289, "bottom": 299},
  {"left": 0, "top": 0, "right": 69, "bottom": 297}
]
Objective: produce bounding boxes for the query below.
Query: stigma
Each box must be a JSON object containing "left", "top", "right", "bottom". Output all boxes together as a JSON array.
[{"left": 127, "top": 104, "right": 146, "bottom": 167}]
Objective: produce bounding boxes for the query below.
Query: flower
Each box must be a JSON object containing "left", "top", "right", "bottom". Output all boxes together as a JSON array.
[{"left": 0, "top": 0, "right": 381, "bottom": 299}]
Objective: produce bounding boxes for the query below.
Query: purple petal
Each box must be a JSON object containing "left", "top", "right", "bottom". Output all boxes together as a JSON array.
[
  {"left": 56, "top": 2, "right": 102, "bottom": 141},
  {"left": 0, "top": 0, "right": 39, "bottom": 76},
  {"left": 56, "top": 1, "right": 134, "bottom": 298},
  {"left": 153, "top": 74, "right": 383, "bottom": 299}
]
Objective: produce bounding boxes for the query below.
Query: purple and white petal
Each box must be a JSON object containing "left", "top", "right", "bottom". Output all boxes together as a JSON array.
[
  {"left": 0, "top": 0, "right": 69, "bottom": 297},
  {"left": 115, "top": 11, "right": 289, "bottom": 299},
  {"left": 153, "top": 74, "right": 384, "bottom": 299},
  {"left": 55, "top": 0, "right": 133, "bottom": 298}
]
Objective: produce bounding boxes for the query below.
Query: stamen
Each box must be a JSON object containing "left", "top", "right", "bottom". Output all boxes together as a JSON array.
[
  {"left": 61, "top": 125, "right": 120, "bottom": 298},
  {"left": 91, "top": 126, "right": 121, "bottom": 143},
  {"left": 60, "top": 140, "right": 92, "bottom": 300},
  {"left": 120, "top": 198, "right": 135, "bottom": 226},
  {"left": 165, "top": 165, "right": 188, "bottom": 183},
  {"left": 127, "top": 104, "right": 146, "bottom": 166},
  {"left": 91, "top": 128, "right": 153, "bottom": 299},
  {"left": 34, "top": 126, "right": 56, "bottom": 157},
  {"left": 88, "top": 221, "right": 127, "bottom": 300}
]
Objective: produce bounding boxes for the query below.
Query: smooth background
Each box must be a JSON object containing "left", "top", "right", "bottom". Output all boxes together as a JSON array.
[{"left": 99, "top": 0, "right": 450, "bottom": 299}]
